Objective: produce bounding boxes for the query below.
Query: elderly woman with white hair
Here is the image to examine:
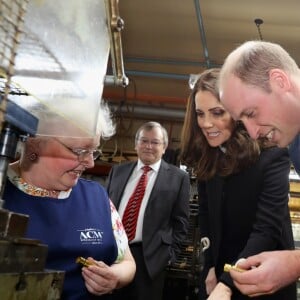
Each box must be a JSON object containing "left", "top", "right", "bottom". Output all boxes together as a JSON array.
[{"left": 3, "top": 100, "right": 136, "bottom": 299}]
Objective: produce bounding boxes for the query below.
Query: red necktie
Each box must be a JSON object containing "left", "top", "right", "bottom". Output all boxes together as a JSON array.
[{"left": 122, "top": 165, "right": 151, "bottom": 241}]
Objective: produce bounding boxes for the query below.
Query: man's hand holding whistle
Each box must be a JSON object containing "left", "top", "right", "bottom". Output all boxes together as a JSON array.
[{"left": 224, "top": 251, "right": 300, "bottom": 297}]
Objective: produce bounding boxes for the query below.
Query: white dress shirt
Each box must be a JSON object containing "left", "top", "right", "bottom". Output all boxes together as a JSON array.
[{"left": 118, "top": 159, "right": 161, "bottom": 242}]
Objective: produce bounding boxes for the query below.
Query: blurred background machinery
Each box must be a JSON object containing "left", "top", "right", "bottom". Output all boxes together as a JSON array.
[{"left": 163, "top": 176, "right": 208, "bottom": 300}]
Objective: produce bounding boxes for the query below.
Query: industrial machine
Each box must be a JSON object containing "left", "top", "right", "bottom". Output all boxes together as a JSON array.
[
  {"left": 164, "top": 176, "right": 208, "bottom": 300},
  {"left": 0, "top": 0, "right": 127, "bottom": 298}
]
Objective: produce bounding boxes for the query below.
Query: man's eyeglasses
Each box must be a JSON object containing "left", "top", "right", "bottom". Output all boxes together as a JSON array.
[
  {"left": 138, "top": 138, "right": 164, "bottom": 147},
  {"left": 57, "top": 140, "right": 102, "bottom": 161}
]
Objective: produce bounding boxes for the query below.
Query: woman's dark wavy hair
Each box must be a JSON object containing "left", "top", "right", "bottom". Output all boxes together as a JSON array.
[{"left": 180, "top": 68, "right": 263, "bottom": 180}]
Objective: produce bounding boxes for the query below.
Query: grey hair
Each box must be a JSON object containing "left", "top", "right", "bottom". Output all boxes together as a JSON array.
[
  {"left": 135, "top": 121, "right": 168, "bottom": 147},
  {"left": 97, "top": 100, "right": 115, "bottom": 139}
]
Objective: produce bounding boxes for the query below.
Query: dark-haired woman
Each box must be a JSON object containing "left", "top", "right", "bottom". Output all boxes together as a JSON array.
[{"left": 180, "top": 68, "right": 296, "bottom": 300}]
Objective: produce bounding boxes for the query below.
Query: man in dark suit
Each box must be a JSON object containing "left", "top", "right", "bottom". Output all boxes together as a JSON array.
[{"left": 106, "top": 121, "right": 190, "bottom": 300}]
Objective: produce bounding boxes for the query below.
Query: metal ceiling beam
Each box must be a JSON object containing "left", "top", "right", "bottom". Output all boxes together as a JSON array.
[
  {"left": 194, "top": 0, "right": 210, "bottom": 68},
  {"left": 124, "top": 57, "right": 212, "bottom": 67}
]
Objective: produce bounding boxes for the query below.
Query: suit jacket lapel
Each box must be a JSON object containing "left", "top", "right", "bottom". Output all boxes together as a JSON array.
[{"left": 145, "top": 160, "right": 168, "bottom": 207}]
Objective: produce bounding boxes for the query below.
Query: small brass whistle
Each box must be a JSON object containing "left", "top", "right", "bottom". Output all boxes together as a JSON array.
[
  {"left": 76, "top": 256, "right": 94, "bottom": 267},
  {"left": 224, "top": 263, "right": 245, "bottom": 273}
]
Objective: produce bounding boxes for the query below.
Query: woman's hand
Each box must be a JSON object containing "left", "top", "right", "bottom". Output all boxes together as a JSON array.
[
  {"left": 81, "top": 248, "right": 136, "bottom": 296},
  {"left": 205, "top": 267, "right": 217, "bottom": 295},
  {"left": 207, "top": 282, "right": 232, "bottom": 300},
  {"left": 81, "top": 258, "right": 118, "bottom": 296}
]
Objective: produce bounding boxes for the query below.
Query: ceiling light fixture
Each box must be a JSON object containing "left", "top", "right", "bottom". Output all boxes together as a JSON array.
[{"left": 254, "top": 18, "right": 264, "bottom": 40}]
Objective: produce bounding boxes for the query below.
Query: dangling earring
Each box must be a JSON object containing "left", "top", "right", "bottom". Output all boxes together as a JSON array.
[{"left": 28, "top": 153, "right": 38, "bottom": 161}]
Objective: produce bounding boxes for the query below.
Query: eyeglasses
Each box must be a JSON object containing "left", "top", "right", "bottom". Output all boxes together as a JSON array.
[
  {"left": 138, "top": 138, "right": 164, "bottom": 147},
  {"left": 70, "top": 148, "right": 102, "bottom": 161},
  {"left": 57, "top": 140, "right": 102, "bottom": 161}
]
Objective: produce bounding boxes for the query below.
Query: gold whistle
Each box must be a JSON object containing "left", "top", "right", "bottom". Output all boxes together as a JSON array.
[
  {"left": 224, "top": 263, "right": 245, "bottom": 273},
  {"left": 76, "top": 256, "right": 94, "bottom": 267}
]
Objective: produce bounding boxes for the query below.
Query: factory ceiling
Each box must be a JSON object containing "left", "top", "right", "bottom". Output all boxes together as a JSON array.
[
  {"left": 103, "top": 0, "right": 300, "bottom": 122},
  {"left": 4, "top": 0, "right": 299, "bottom": 163}
]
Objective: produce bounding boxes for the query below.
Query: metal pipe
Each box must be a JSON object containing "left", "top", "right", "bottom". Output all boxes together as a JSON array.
[
  {"left": 110, "top": 103, "right": 185, "bottom": 120},
  {"left": 124, "top": 57, "right": 215, "bottom": 67},
  {"left": 125, "top": 70, "right": 189, "bottom": 80}
]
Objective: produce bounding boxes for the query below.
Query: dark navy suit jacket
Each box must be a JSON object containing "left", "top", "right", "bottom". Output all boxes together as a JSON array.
[{"left": 106, "top": 159, "right": 190, "bottom": 279}]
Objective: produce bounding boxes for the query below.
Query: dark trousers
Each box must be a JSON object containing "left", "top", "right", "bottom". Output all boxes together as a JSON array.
[{"left": 112, "top": 243, "right": 166, "bottom": 300}]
